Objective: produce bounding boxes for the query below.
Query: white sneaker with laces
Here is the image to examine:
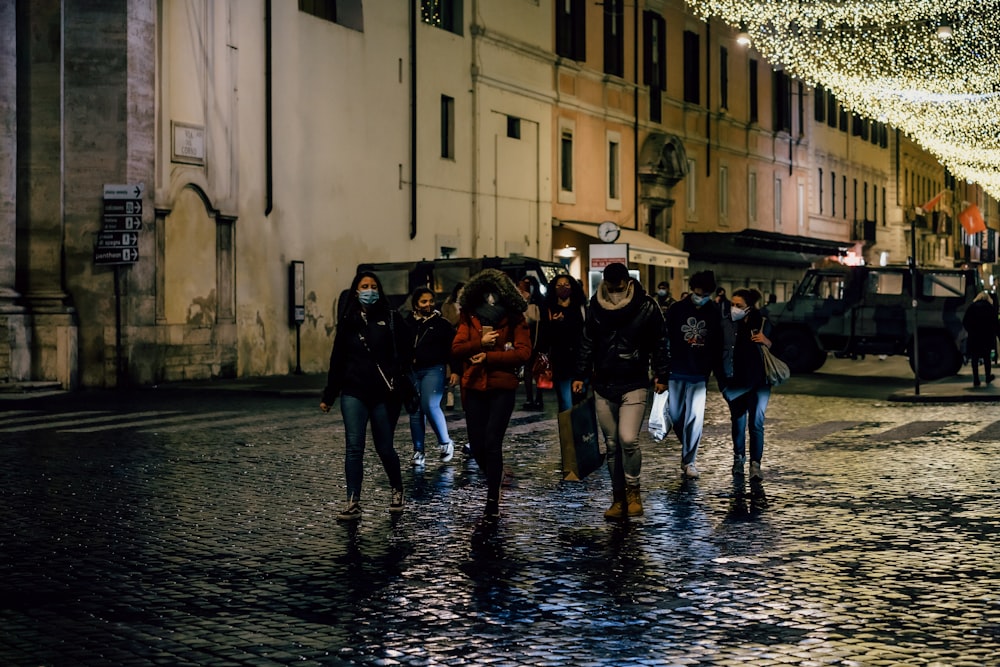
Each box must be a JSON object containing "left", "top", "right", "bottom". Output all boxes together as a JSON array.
[
  {"left": 411, "top": 451, "right": 425, "bottom": 467},
  {"left": 440, "top": 442, "right": 454, "bottom": 463}
]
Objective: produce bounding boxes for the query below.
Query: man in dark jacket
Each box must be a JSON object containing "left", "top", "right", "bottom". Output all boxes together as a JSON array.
[
  {"left": 664, "top": 270, "right": 723, "bottom": 479},
  {"left": 572, "top": 262, "right": 668, "bottom": 520}
]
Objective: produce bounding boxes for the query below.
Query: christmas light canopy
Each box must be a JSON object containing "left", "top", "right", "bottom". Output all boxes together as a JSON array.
[{"left": 685, "top": 0, "right": 1000, "bottom": 198}]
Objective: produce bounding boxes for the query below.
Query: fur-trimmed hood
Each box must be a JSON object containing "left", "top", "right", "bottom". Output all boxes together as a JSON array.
[{"left": 458, "top": 268, "right": 527, "bottom": 314}]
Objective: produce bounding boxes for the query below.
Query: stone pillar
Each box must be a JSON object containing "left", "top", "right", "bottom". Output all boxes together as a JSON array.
[{"left": 0, "top": 0, "right": 28, "bottom": 382}]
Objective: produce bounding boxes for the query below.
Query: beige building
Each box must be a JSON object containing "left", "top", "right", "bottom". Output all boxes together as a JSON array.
[{"left": 2, "top": 0, "right": 996, "bottom": 389}]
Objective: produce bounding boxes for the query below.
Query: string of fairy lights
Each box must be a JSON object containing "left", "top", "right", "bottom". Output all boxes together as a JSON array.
[{"left": 684, "top": 0, "right": 1000, "bottom": 198}]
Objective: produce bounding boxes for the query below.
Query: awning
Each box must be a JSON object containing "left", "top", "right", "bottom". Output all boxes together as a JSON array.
[
  {"left": 559, "top": 222, "right": 689, "bottom": 269},
  {"left": 684, "top": 230, "right": 853, "bottom": 267}
]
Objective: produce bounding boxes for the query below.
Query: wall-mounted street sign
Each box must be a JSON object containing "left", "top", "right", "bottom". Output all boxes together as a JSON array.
[{"left": 96, "top": 183, "right": 144, "bottom": 265}]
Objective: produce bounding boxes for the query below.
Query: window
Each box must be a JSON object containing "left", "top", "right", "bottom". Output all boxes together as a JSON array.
[
  {"left": 556, "top": 0, "right": 586, "bottom": 61},
  {"left": 749, "top": 59, "right": 759, "bottom": 123},
  {"left": 838, "top": 105, "right": 848, "bottom": 132},
  {"left": 868, "top": 271, "right": 904, "bottom": 295},
  {"left": 853, "top": 178, "right": 858, "bottom": 221},
  {"left": 683, "top": 31, "right": 700, "bottom": 104},
  {"left": 299, "top": 0, "right": 364, "bottom": 31},
  {"left": 923, "top": 273, "right": 965, "bottom": 298},
  {"left": 748, "top": 171, "right": 758, "bottom": 223},
  {"left": 831, "top": 171, "right": 836, "bottom": 216},
  {"left": 507, "top": 116, "right": 521, "bottom": 140},
  {"left": 826, "top": 90, "right": 837, "bottom": 128},
  {"left": 842, "top": 175, "right": 847, "bottom": 218},
  {"left": 774, "top": 177, "right": 783, "bottom": 227},
  {"left": 773, "top": 70, "right": 791, "bottom": 133},
  {"left": 719, "top": 165, "right": 729, "bottom": 219},
  {"left": 798, "top": 181, "right": 805, "bottom": 229},
  {"left": 720, "top": 47, "right": 729, "bottom": 111},
  {"left": 864, "top": 182, "right": 869, "bottom": 219},
  {"left": 421, "top": 0, "right": 462, "bottom": 35},
  {"left": 603, "top": 0, "right": 624, "bottom": 77},
  {"left": 814, "top": 85, "right": 825, "bottom": 123},
  {"left": 819, "top": 168, "right": 824, "bottom": 214},
  {"left": 873, "top": 183, "right": 878, "bottom": 223},
  {"left": 643, "top": 12, "right": 666, "bottom": 89},
  {"left": 882, "top": 186, "right": 887, "bottom": 226},
  {"left": 440, "top": 95, "right": 455, "bottom": 159},
  {"left": 560, "top": 130, "right": 574, "bottom": 193},
  {"left": 686, "top": 158, "right": 697, "bottom": 213},
  {"left": 607, "top": 134, "right": 621, "bottom": 205}
]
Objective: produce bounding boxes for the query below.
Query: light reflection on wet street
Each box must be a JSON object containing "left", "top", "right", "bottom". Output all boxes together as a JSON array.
[{"left": 2, "top": 382, "right": 999, "bottom": 665}]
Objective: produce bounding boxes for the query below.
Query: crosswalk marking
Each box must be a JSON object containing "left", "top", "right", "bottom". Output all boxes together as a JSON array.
[
  {"left": 868, "top": 420, "right": 950, "bottom": 442},
  {"left": 0, "top": 410, "right": 176, "bottom": 433},
  {"left": 140, "top": 413, "right": 285, "bottom": 434},
  {"left": 63, "top": 411, "right": 236, "bottom": 433},
  {"left": 776, "top": 421, "right": 866, "bottom": 441},
  {"left": 0, "top": 410, "right": 109, "bottom": 427}
]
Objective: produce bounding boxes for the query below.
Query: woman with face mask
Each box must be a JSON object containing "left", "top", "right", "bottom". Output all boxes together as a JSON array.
[
  {"left": 320, "top": 271, "right": 413, "bottom": 521},
  {"left": 404, "top": 287, "right": 458, "bottom": 467},
  {"left": 717, "top": 287, "right": 773, "bottom": 483},
  {"left": 538, "top": 274, "right": 588, "bottom": 412}
]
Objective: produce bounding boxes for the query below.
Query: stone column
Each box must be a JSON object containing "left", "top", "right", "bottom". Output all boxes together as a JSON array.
[{"left": 0, "top": 0, "right": 29, "bottom": 381}]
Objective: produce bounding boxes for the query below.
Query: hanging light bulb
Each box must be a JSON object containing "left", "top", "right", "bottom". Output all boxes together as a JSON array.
[
  {"left": 936, "top": 22, "right": 954, "bottom": 40},
  {"left": 736, "top": 30, "right": 751, "bottom": 46}
]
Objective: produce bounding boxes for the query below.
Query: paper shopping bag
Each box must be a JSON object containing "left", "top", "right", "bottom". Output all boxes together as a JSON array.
[{"left": 557, "top": 394, "right": 605, "bottom": 481}]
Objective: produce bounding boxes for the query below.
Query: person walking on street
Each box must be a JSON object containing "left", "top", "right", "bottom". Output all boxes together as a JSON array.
[
  {"left": 664, "top": 270, "right": 723, "bottom": 479},
  {"left": 718, "top": 288, "right": 773, "bottom": 481},
  {"left": 440, "top": 282, "right": 464, "bottom": 409},
  {"left": 654, "top": 280, "right": 675, "bottom": 315},
  {"left": 537, "top": 274, "right": 588, "bottom": 413},
  {"left": 517, "top": 275, "right": 545, "bottom": 411},
  {"left": 573, "top": 262, "right": 668, "bottom": 520},
  {"left": 404, "top": 287, "right": 458, "bottom": 467},
  {"left": 320, "top": 271, "right": 413, "bottom": 521},
  {"left": 452, "top": 269, "right": 532, "bottom": 521},
  {"left": 963, "top": 291, "right": 999, "bottom": 387}
]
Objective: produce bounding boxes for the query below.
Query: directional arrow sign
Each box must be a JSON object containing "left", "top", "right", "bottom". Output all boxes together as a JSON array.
[
  {"left": 103, "top": 199, "right": 142, "bottom": 215},
  {"left": 103, "top": 183, "right": 144, "bottom": 199},
  {"left": 102, "top": 215, "right": 143, "bottom": 231},
  {"left": 94, "top": 247, "right": 139, "bottom": 264},
  {"left": 97, "top": 231, "right": 139, "bottom": 248}
]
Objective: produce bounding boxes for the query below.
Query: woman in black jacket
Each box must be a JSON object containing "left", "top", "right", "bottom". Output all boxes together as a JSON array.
[
  {"left": 405, "top": 287, "right": 458, "bottom": 467},
  {"left": 537, "top": 273, "right": 588, "bottom": 412},
  {"left": 717, "top": 287, "right": 773, "bottom": 482},
  {"left": 963, "top": 291, "right": 999, "bottom": 387},
  {"left": 320, "top": 271, "right": 413, "bottom": 521}
]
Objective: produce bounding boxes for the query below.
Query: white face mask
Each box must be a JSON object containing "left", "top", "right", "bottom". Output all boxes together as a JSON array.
[{"left": 731, "top": 306, "right": 748, "bottom": 321}]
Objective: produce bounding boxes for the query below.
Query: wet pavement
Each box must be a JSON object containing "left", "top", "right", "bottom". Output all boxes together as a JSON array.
[{"left": 2, "top": 357, "right": 1000, "bottom": 665}]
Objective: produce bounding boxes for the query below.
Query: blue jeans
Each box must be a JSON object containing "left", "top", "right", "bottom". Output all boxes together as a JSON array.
[
  {"left": 340, "top": 394, "right": 403, "bottom": 501},
  {"left": 408, "top": 364, "right": 453, "bottom": 452},
  {"left": 594, "top": 387, "right": 648, "bottom": 492},
  {"left": 463, "top": 388, "right": 516, "bottom": 501},
  {"left": 554, "top": 378, "right": 574, "bottom": 413},
  {"left": 668, "top": 379, "right": 708, "bottom": 467},
  {"left": 725, "top": 386, "right": 770, "bottom": 462}
]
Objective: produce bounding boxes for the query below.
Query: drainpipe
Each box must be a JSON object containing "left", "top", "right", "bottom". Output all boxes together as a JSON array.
[
  {"left": 264, "top": 0, "right": 273, "bottom": 216},
  {"left": 633, "top": 1, "right": 639, "bottom": 231},
  {"left": 705, "top": 21, "right": 710, "bottom": 178},
  {"left": 409, "top": 0, "right": 417, "bottom": 239}
]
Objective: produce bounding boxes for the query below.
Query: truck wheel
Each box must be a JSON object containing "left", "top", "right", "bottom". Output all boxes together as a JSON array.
[
  {"left": 773, "top": 329, "right": 826, "bottom": 373},
  {"left": 909, "top": 332, "right": 961, "bottom": 381}
]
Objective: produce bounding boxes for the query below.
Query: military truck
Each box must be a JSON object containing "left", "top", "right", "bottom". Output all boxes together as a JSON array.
[{"left": 766, "top": 264, "right": 984, "bottom": 380}]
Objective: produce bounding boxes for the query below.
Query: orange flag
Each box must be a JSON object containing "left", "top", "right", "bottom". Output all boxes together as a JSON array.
[
  {"left": 959, "top": 204, "right": 986, "bottom": 234},
  {"left": 920, "top": 190, "right": 945, "bottom": 212}
]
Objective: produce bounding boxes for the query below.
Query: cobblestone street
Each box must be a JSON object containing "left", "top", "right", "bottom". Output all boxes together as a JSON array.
[{"left": 2, "top": 367, "right": 1000, "bottom": 665}]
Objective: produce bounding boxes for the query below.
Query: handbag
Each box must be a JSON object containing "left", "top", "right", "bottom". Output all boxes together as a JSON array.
[
  {"left": 532, "top": 353, "right": 553, "bottom": 389},
  {"left": 647, "top": 389, "right": 671, "bottom": 441},
  {"left": 760, "top": 345, "right": 791, "bottom": 385},
  {"left": 557, "top": 394, "right": 605, "bottom": 481}
]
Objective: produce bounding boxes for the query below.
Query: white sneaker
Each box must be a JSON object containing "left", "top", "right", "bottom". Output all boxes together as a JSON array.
[
  {"left": 440, "top": 442, "right": 454, "bottom": 463},
  {"left": 683, "top": 463, "right": 700, "bottom": 479},
  {"left": 411, "top": 451, "right": 425, "bottom": 467}
]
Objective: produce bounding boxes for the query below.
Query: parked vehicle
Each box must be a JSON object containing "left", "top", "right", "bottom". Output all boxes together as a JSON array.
[
  {"left": 766, "top": 264, "right": 984, "bottom": 380},
  {"left": 354, "top": 256, "right": 568, "bottom": 314}
]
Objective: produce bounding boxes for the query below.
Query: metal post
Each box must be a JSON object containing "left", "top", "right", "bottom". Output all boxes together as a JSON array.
[
  {"left": 294, "top": 324, "right": 302, "bottom": 375},
  {"left": 114, "top": 265, "right": 124, "bottom": 389}
]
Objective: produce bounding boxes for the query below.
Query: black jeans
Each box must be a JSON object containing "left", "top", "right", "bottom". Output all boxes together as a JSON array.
[{"left": 463, "top": 388, "right": 516, "bottom": 501}]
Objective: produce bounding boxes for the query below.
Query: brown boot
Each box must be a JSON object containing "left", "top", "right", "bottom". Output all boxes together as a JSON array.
[
  {"left": 625, "top": 485, "right": 644, "bottom": 517},
  {"left": 604, "top": 491, "right": 626, "bottom": 520}
]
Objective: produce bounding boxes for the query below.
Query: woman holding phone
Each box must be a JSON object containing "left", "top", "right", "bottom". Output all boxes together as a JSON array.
[
  {"left": 452, "top": 269, "right": 531, "bottom": 521},
  {"left": 717, "top": 287, "right": 773, "bottom": 482}
]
